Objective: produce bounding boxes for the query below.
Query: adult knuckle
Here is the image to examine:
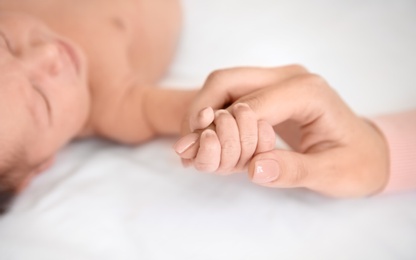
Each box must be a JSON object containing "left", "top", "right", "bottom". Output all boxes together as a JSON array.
[
  {"left": 303, "top": 74, "right": 328, "bottom": 88},
  {"left": 206, "top": 69, "right": 230, "bottom": 86},
  {"left": 287, "top": 64, "right": 309, "bottom": 74},
  {"left": 291, "top": 73, "right": 332, "bottom": 97}
]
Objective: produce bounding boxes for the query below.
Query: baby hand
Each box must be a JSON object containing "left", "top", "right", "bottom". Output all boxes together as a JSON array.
[{"left": 173, "top": 104, "right": 276, "bottom": 174}]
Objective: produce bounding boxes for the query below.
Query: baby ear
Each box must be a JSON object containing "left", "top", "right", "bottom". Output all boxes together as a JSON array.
[{"left": 17, "top": 157, "right": 55, "bottom": 192}]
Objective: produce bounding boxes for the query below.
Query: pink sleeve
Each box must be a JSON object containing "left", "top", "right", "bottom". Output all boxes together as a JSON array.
[{"left": 370, "top": 110, "right": 416, "bottom": 193}]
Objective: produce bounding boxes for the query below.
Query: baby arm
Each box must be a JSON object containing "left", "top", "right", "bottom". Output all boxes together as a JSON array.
[
  {"left": 92, "top": 83, "right": 197, "bottom": 145},
  {"left": 143, "top": 87, "right": 198, "bottom": 137},
  {"left": 174, "top": 104, "right": 276, "bottom": 174}
]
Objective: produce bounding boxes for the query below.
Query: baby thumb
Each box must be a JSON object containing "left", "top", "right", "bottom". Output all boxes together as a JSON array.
[
  {"left": 249, "top": 149, "right": 313, "bottom": 188},
  {"left": 189, "top": 107, "right": 215, "bottom": 132}
]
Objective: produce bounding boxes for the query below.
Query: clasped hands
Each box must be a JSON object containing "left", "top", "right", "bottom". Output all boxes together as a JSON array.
[{"left": 174, "top": 65, "right": 389, "bottom": 198}]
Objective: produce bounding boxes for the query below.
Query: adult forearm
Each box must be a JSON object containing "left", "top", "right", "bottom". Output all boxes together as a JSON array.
[{"left": 371, "top": 110, "right": 416, "bottom": 193}]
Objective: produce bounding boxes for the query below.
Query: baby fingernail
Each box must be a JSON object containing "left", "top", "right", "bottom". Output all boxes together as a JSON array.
[
  {"left": 234, "top": 102, "right": 250, "bottom": 110},
  {"left": 200, "top": 107, "right": 213, "bottom": 118},
  {"left": 252, "top": 159, "right": 280, "bottom": 184},
  {"left": 203, "top": 129, "right": 216, "bottom": 138},
  {"left": 214, "top": 109, "right": 228, "bottom": 117},
  {"left": 173, "top": 133, "right": 199, "bottom": 154}
]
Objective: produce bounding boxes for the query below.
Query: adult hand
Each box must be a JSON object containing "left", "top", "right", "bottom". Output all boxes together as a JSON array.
[{"left": 178, "top": 65, "right": 389, "bottom": 197}]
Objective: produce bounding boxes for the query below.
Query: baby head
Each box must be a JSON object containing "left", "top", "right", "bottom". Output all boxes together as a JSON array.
[{"left": 0, "top": 11, "right": 90, "bottom": 213}]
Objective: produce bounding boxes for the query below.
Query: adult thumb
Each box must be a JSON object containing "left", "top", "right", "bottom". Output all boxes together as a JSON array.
[{"left": 248, "top": 149, "right": 315, "bottom": 188}]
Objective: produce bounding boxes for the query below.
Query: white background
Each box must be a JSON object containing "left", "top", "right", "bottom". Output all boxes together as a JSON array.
[{"left": 1, "top": 1, "right": 415, "bottom": 259}]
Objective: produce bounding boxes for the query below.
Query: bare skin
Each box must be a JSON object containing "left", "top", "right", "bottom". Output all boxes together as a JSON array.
[
  {"left": 174, "top": 65, "right": 390, "bottom": 198},
  {"left": 0, "top": 1, "right": 391, "bottom": 198},
  {"left": 0, "top": 0, "right": 197, "bottom": 186}
]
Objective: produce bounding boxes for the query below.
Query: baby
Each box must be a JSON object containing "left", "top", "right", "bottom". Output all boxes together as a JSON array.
[
  {"left": 1, "top": 0, "right": 413, "bottom": 214},
  {"left": 0, "top": 0, "right": 202, "bottom": 213}
]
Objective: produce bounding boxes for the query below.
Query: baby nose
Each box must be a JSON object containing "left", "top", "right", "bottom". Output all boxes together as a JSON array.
[{"left": 22, "top": 40, "right": 64, "bottom": 77}]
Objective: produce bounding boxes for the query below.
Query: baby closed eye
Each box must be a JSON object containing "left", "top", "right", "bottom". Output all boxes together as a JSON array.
[
  {"left": 32, "top": 84, "right": 52, "bottom": 124},
  {"left": 0, "top": 31, "right": 12, "bottom": 52}
]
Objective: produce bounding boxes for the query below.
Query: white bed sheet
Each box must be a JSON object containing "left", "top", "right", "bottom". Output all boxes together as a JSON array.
[{"left": 1, "top": 1, "right": 416, "bottom": 259}]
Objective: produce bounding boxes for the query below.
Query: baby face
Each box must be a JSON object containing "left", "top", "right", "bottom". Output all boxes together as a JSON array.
[{"left": 0, "top": 12, "right": 90, "bottom": 180}]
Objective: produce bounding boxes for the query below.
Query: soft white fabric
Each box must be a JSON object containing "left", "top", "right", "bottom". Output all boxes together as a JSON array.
[{"left": 1, "top": 1, "right": 416, "bottom": 259}]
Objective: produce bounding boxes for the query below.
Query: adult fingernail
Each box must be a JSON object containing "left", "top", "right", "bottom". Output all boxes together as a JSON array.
[
  {"left": 252, "top": 159, "right": 280, "bottom": 184},
  {"left": 173, "top": 133, "right": 199, "bottom": 154}
]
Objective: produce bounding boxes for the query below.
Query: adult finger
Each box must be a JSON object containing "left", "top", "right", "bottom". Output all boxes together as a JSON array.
[
  {"left": 229, "top": 74, "right": 348, "bottom": 143},
  {"left": 248, "top": 147, "right": 373, "bottom": 198},
  {"left": 186, "top": 65, "right": 308, "bottom": 132}
]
